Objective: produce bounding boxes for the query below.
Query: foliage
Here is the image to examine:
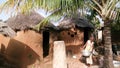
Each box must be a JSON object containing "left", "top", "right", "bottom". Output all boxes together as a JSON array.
[
  {"left": 88, "top": 0, "right": 120, "bottom": 20},
  {"left": 1, "top": 0, "right": 85, "bottom": 15},
  {"left": 0, "top": 0, "right": 120, "bottom": 29},
  {"left": 111, "top": 12, "right": 120, "bottom": 30},
  {"left": 86, "top": 0, "right": 120, "bottom": 31},
  {"left": 0, "top": 1, "right": 120, "bottom": 68},
  {"left": 0, "top": 0, "right": 87, "bottom": 29}
]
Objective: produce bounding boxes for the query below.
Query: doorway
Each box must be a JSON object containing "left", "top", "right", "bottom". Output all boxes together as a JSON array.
[{"left": 43, "top": 31, "right": 50, "bottom": 57}]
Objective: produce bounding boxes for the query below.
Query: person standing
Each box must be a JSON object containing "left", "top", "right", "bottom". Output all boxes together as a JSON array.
[{"left": 84, "top": 34, "right": 94, "bottom": 66}]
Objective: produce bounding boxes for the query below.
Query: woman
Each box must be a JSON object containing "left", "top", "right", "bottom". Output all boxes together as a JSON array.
[{"left": 84, "top": 34, "right": 94, "bottom": 66}]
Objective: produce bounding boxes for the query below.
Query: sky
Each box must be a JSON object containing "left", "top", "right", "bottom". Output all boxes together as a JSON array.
[
  {"left": 0, "top": 0, "right": 6, "bottom": 4},
  {"left": 0, "top": 0, "right": 9, "bottom": 21}
]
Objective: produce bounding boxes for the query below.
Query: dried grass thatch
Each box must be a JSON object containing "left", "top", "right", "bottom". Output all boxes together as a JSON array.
[
  {"left": 0, "top": 22, "right": 16, "bottom": 37},
  {"left": 6, "top": 12, "right": 94, "bottom": 31},
  {"left": 6, "top": 12, "right": 44, "bottom": 31},
  {"left": 57, "top": 17, "right": 94, "bottom": 30}
]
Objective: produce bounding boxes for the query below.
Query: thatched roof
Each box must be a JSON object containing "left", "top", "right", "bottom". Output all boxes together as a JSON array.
[
  {"left": 45, "top": 17, "right": 94, "bottom": 30},
  {"left": 57, "top": 17, "right": 94, "bottom": 30},
  {"left": 6, "top": 12, "right": 44, "bottom": 31},
  {"left": 6, "top": 12, "right": 94, "bottom": 31},
  {"left": 0, "top": 22, "right": 16, "bottom": 37}
]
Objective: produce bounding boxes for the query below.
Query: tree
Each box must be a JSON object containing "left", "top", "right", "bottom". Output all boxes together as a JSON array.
[
  {"left": 88, "top": 0, "right": 120, "bottom": 68},
  {"left": 0, "top": 0, "right": 85, "bottom": 30},
  {"left": 0, "top": 0, "right": 85, "bottom": 15},
  {"left": 1, "top": 0, "right": 120, "bottom": 68}
]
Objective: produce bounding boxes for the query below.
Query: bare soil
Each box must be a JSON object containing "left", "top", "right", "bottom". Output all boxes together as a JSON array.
[{"left": 43, "top": 53, "right": 99, "bottom": 68}]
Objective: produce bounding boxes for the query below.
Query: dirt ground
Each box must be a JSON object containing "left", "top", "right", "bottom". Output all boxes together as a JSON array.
[
  {"left": 0, "top": 46, "right": 100, "bottom": 68},
  {"left": 43, "top": 53, "right": 99, "bottom": 68}
]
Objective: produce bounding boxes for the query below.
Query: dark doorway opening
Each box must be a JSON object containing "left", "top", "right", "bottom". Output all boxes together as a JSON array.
[
  {"left": 43, "top": 31, "right": 50, "bottom": 57},
  {"left": 84, "top": 28, "right": 89, "bottom": 43}
]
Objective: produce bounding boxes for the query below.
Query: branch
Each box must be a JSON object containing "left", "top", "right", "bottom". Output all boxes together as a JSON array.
[
  {"left": 89, "top": 4, "right": 102, "bottom": 16},
  {"left": 105, "top": 0, "right": 116, "bottom": 19},
  {"left": 92, "top": 0, "right": 103, "bottom": 11},
  {"left": 102, "top": 0, "right": 105, "bottom": 6}
]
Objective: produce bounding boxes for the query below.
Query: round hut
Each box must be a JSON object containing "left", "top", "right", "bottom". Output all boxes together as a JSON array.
[
  {"left": 0, "top": 11, "right": 94, "bottom": 68},
  {"left": 6, "top": 11, "right": 57, "bottom": 58},
  {"left": 46, "top": 17, "right": 94, "bottom": 59},
  {"left": 0, "top": 11, "right": 46, "bottom": 68}
]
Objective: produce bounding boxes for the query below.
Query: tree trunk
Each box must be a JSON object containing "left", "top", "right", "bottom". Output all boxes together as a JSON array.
[
  {"left": 53, "top": 41, "right": 67, "bottom": 68},
  {"left": 103, "top": 21, "right": 114, "bottom": 68}
]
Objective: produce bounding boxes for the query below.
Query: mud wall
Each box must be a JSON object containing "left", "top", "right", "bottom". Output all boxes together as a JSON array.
[{"left": 0, "top": 30, "right": 43, "bottom": 68}]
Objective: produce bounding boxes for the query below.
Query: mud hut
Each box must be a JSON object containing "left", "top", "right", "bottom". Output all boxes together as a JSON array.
[
  {"left": 0, "top": 11, "right": 94, "bottom": 68},
  {"left": 0, "top": 12, "right": 46, "bottom": 68},
  {"left": 6, "top": 13, "right": 94, "bottom": 58},
  {"left": 46, "top": 17, "right": 94, "bottom": 58},
  {"left": 6, "top": 11, "right": 57, "bottom": 58}
]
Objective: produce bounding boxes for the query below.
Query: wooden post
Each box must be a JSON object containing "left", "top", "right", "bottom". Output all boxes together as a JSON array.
[{"left": 53, "top": 41, "right": 67, "bottom": 68}]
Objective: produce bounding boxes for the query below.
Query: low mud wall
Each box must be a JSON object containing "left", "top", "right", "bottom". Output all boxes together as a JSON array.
[{"left": 0, "top": 30, "right": 43, "bottom": 68}]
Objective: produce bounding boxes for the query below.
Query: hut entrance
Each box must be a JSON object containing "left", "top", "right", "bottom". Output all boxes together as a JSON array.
[
  {"left": 43, "top": 31, "right": 50, "bottom": 57},
  {"left": 84, "top": 28, "right": 89, "bottom": 43}
]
